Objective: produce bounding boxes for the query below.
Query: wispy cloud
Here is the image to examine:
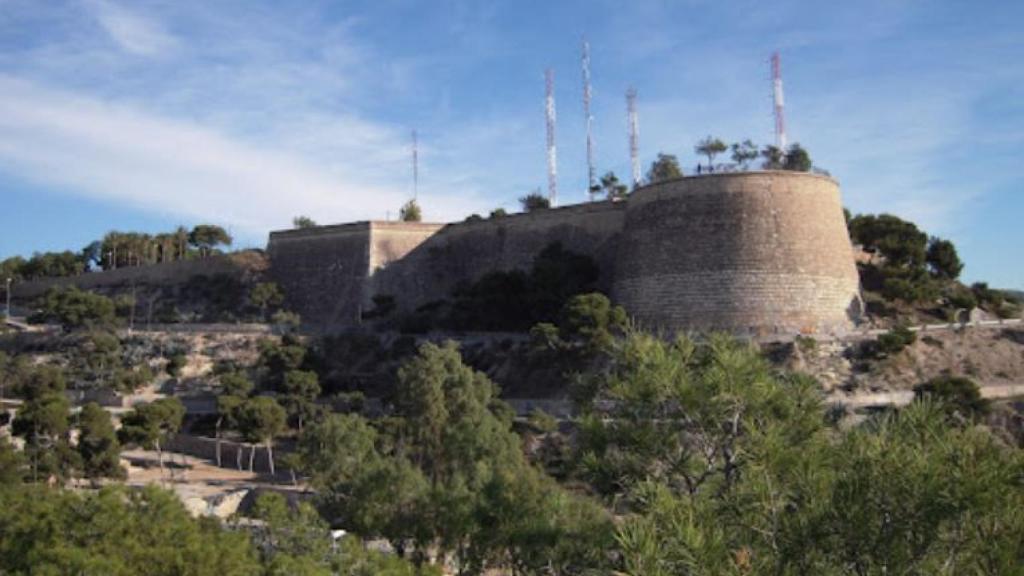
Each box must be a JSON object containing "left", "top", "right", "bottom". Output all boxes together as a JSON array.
[
  {"left": 86, "top": 0, "right": 178, "bottom": 56},
  {"left": 0, "top": 76, "right": 489, "bottom": 235}
]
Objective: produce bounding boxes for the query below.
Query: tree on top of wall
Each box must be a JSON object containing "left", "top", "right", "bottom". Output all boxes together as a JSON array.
[
  {"left": 520, "top": 192, "right": 551, "bottom": 212},
  {"left": 646, "top": 153, "right": 683, "bottom": 183},
  {"left": 399, "top": 200, "right": 422, "bottom": 222}
]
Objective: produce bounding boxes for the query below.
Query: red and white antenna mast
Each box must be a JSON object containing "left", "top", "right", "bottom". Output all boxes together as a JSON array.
[
  {"left": 411, "top": 129, "right": 419, "bottom": 200},
  {"left": 626, "top": 87, "right": 640, "bottom": 188},
  {"left": 545, "top": 68, "right": 558, "bottom": 206},
  {"left": 582, "top": 39, "right": 595, "bottom": 200},
  {"left": 771, "top": 51, "right": 787, "bottom": 150}
]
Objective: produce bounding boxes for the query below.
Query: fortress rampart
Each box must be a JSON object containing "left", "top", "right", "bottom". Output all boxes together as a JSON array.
[
  {"left": 11, "top": 172, "right": 861, "bottom": 337},
  {"left": 268, "top": 171, "right": 862, "bottom": 336}
]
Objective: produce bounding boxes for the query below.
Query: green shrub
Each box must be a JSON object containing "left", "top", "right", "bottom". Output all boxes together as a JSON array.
[
  {"left": 946, "top": 285, "right": 977, "bottom": 311},
  {"left": 914, "top": 375, "right": 989, "bottom": 421},
  {"left": 165, "top": 353, "right": 187, "bottom": 378},
  {"left": 875, "top": 325, "right": 917, "bottom": 356}
]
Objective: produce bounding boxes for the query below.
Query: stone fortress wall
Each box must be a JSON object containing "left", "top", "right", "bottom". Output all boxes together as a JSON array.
[{"left": 267, "top": 171, "right": 862, "bottom": 336}]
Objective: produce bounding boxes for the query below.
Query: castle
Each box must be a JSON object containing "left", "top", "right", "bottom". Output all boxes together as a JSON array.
[{"left": 267, "top": 170, "right": 863, "bottom": 337}]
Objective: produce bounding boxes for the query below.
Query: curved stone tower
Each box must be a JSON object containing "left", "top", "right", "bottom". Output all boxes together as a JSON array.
[{"left": 611, "top": 171, "right": 861, "bottom": 336}]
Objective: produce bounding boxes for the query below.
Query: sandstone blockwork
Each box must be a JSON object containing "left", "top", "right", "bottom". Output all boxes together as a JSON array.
[
  {"left": 266, "top": 171, "right": 861, "bottom": 336},
  {"left": 611, "top": 172, "right": 862, "bottom": 336}
]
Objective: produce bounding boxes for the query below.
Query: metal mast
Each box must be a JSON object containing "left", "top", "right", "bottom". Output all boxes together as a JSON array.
[
  {"left": 626, "top": 87, "right": 640, "bottom": 188},
  {"left": 411, "top": 129, "right": 419, "bottom": 200},
  {"left": 545, "top": 68, "right": 558, "bottom": 206},
  {"left": 582, "top": 39, "right": 595, "bottom": 200},
  {"left": 771, "top": 51, "right": 787, "bottom": 150}
]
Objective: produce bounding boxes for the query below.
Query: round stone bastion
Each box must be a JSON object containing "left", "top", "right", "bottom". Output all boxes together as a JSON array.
[{"left": 611, "top": 171, "right": 862, "bottom": 337}]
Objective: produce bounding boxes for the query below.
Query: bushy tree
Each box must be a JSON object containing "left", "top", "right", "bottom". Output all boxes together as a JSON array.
[
  {"left": 760, "top": 144, "right": 785, "bottom": 169},
  {"left": 33, "top": 286, "right": 116, "bottom": 331},
  {"left": 188, "top": 224, "right": 232, "bottom": 257},
  {"left": 730, "top": 139, "right": 759, "bottom": 169},
  {"left": 11, "top": 366, "right": 76, "bottom": 482},
  {"left": 250, "top": 282, "right": 284, "bottom": 320},
  {"left": 76, "top": 402, "right": 125, "bottom": 482},
  {"left": 0, "top": 484, "right": 261, "bottom": 574},
  {"left": 926, "top": 237, "right": 963, "bottom": 279},
  {"left": 695, "top": 136, "right": 727, "bottom": 167},
  {"left": 0, "top": 436, "right": 26, "bottom": 485},
  {"left": 849, "top": 214, "right": 928, "bottom": 269},
  {"left": 281, "top": 369, "right": 321, "bottom": 432},
  {"left": 783, "top": 142, "right": 812, "bottom": 171},
  {"left": 598, "top": 171, "right": 628, "bottom": 200},
  {"left": 489, "top": 207, "right": 508, "bottom": 219},
  {"left": 292, "top": 215, "right": 317, "bottom": 228},
  {"left": 236, "top": 397, "right": 287, "bottom": 473},
  {"left": 914, "top": 375, "right": 989, "bottom": 421},
  {"left": 399, "top": 199, "right": 422, "bottom": 222},
  {"left": 519, "top": 192, "right": 551, "bottom": 212},
  {"left": 646, "top": 153, "right": 683, "bottom": 183},
  {"left": 118, "top": 397, "right": 185, "bottom": 472}
]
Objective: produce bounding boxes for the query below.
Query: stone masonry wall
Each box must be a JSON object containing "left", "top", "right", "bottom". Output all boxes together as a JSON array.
[
  {"left": 266, "top": 223, "right": 378, "bottom": 327},
  {"left": 611, "top": 172, "right": 861, "bottom": 336},
  {"left": 367, "top": 201, "right": 627, "bottom": 315},
  {"left": 10, "top": 251, "right": 267, "bottom": 301}
]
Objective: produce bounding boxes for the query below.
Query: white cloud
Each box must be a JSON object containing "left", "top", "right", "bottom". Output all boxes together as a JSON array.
[
  {"left": 87, "top": 0, "right": 178, "bottom": 56},
  {"left": 0, "top": 76, "right": 490, "bottom": 236}
]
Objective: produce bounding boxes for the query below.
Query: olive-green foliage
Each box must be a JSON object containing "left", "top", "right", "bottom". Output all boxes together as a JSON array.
[
  {"left": 0, "top": 436, "right": 26, "bottom": 485},
  {"left": 925, "top": 237, "right": 963, "bottom": 279},
  {"left": 243, "top": 492, "right": 436, "bottom": 576},
  {"left": 489, "top": 207, "right": 508, "bottom": 219},
  {"left": 32, "top": 286, "right": 116, "bottom": 331},
  {"left": 0, "top": 484, "right": 261, "bottom": 575},
  {"left": 258, "top": 336, "right": 308, "bottom": 387},
  {"left": 695, "top": 136, "right": 727, "bottom": 166},
  {"left": 914, "top": 375, "right": 990, "bottom": 421},
  {"left": 559, "top": 292, "right": 628, "bottom": 355},
  {"left": 592, "top": 332, "right": 1024, "bottom": 575},
  {"left": 783, "top": 142, "right": 812, "bottom": 171},
  {"left": 646, "top": 153, "right": 684, "bottom": 183},
  {"left": 972, "top": 282, "right": 1022, "bottom": 319},
  {"left": 165, "top": 352, "right": 187, "bottom": 378},
  {"left": 519, "top": 192, "right": 551, "bottom": 212},
  {"left": 400, "top": 199, "right": 423, "bottom": 222},
  {"left": 299, "top": 342, "right": 615, "bottom": 574},
  {"left": 730, "top": 140, "right": 759, "bottom": 169},
  {"left": 449, "top": 242, "right": 600, "bottom": 332},
  {"left": 575, "top": 331, "right": 825, "bottom": 497},
  {"left": 250, "top": 281, "right": 284, "bottom": 319},
  {"left": 188, "top": 224, "right": 233, "bottom": 257},
  {"left": 77, "top": 402, "right": 125, "bottom": 481},
  {"left": 281, "top": 369, "right": 322, "bottom": 431},
  {"left": 15, "top": 250, "right": 87, "bottom": 279},
  {"left": 293, "top": 215, "right": 318, "bottom": 228},
  {"left": 118, "top": 398, "right": 185, "bottom": 468},
  {"left": 873, "top": 324, "right": 917, "bottom": 357},
  {"left": 946, "top": 284, "right": 978, "bottom": 311},
  {"left": 850, "top": 214, "right": 928, "bottom": 269},
  {"left": 598, "top": 171, "right": 629, "bottom": 200},
  {"left": 12, "top": 367, "right": 77, "bottom": 481}
]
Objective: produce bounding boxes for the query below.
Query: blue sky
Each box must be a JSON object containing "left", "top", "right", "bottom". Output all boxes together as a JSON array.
[{"left": 0, "top": 0, "right": 1021, "bottom": 289}]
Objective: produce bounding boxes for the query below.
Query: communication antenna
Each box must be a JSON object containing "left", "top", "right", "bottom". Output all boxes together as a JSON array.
[
  {"left": 771, "top": 51, "right": 787, "bottom": 150},
  {"left": 626, "top": 87, "right": 640, "bottom": 188},
  {"left": 582, "top": 38, "right": 595, "bottom": 200},
  {"left": 544, "top": 69, "right": 558, "bottom": 206},
  {"left": 411, "top": 129, "right": 419, "bottom": 200}
]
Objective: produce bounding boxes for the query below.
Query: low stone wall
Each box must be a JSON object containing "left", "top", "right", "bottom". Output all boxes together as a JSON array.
[{"left": 10, "top": 251, "right": 267, "bottom": 301}]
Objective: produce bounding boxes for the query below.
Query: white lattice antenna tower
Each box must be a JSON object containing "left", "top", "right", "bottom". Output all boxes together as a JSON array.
[
  {"left": 582, "top": 38, "right": 595, "bottom": 200},
  {"left": 771, "top": 51, "right": 787, "bottom": 150},
  {"left": 626, "top": 87, "right": 640, "bottom": 188},
  {"left": 545, "top": 68, "right": 558, "bottom": 206},
  {"left": 411, "top": 129, "right": 419, "bottom": 200}
]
